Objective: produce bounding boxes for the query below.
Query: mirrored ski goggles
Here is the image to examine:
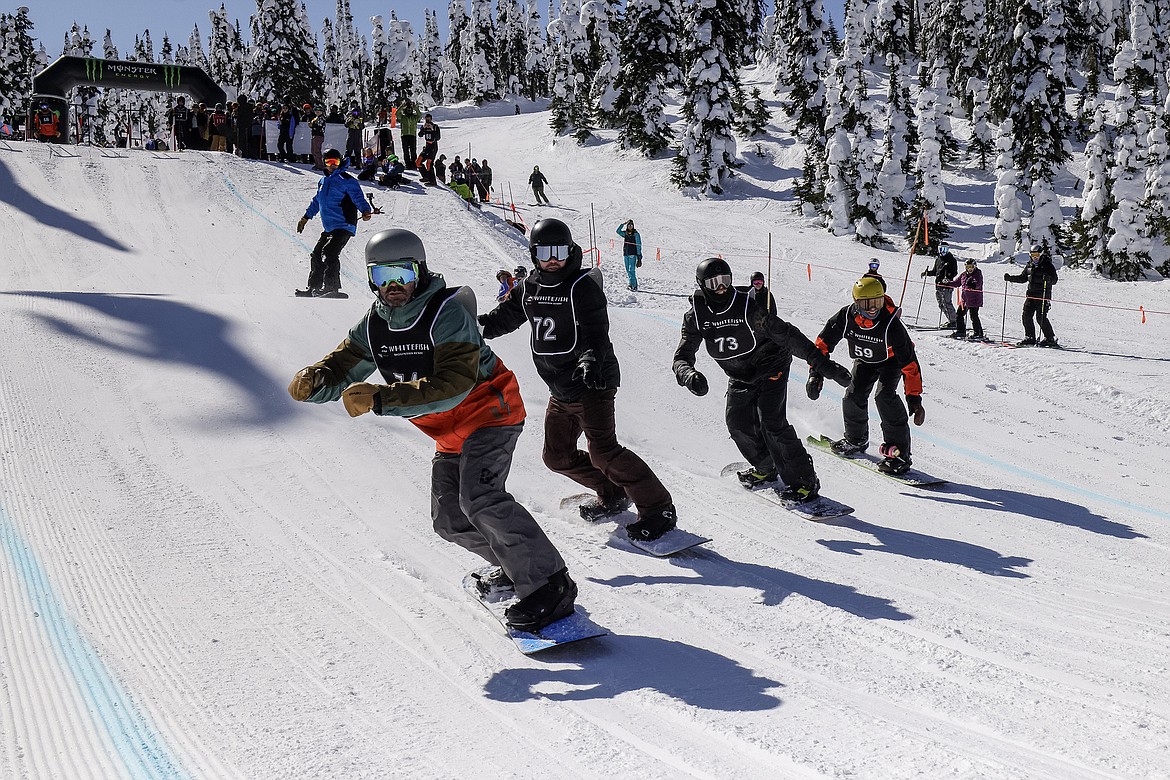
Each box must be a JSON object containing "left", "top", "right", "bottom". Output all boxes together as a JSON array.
[
  {"left": 702, "top": 273, "right": 733, "bottom": 291},
  {"left": 323, "top": 155, "right": 342, "bottom": 166},
  {"left": 751, "top": 279, "right": 765, "bottom": 287},
  {"left": 368, "top": 261, "right": 419, "bottom": 288},
  {"left": 533, "top": 244, "right": 571, "bottom": 262},
  {"left": 854, "top": 296, "right": 884, "bottom": 315}
]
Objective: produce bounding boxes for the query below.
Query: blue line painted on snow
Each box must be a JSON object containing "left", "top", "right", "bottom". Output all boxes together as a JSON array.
[
  {"left": 611, "top": 305, "right": 1170, "bottom": 522},
  {"left": 222, "top": 174, "right": 361, "bottom": 286},
  {"left": 0, "top": 504, "right": 188, "bottom": 780}
]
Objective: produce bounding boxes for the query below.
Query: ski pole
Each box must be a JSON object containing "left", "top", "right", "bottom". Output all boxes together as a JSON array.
[
  {"left": 1001, "top": 277, "right": 1010, "bottom": 342},
  {"left": 914, "top": 275, "right": 927, "bottom": 325}
]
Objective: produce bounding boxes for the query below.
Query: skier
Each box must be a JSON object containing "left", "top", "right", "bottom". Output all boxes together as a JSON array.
[
  {"left": 920, "top": 243, "right": 958, "bottom": 327},
  {"left": 952, "top": 258, "right": 985, "bottom": 340},
  {"left": 288, "top": 228, "right": 576, "bottom": 632},
  {"left": 1004, "top": 243, "right": 1060, "bottom": 347},
  {"left": 674, "top": 259, "right": 852, "bottom": 501},
  {"left": 863, "top": 258, "right": 887, "bottom": 292},
  {"left": 748, "top": 271, "right": 776, "bottom": 314},
  {"left": 479, "top": 218, "right": 679, "bottom": 541},
  {"left": 294, "top": 148, "right": 373, "bottom": 299},
  {"left": 809, "top": 277, "right": 926, "bottom": 475},
  {"left": 529, "top": 165, "right": 550, "bottom": 205},
  {"left": 616, "top": 220, "right": 643, "bottom": 291}
]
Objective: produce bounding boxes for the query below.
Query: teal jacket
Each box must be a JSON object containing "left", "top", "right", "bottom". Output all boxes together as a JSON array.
[{"left": 305, "top": 275, "right": 497, "bottom": 418}]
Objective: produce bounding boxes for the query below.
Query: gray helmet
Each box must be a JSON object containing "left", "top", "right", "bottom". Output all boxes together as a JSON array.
[{"left": 365, "top": 229, "right": 430, "bottom": 293}]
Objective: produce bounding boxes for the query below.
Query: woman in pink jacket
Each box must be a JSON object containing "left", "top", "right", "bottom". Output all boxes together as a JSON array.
[{"left": 952, "top": 258, "right": 985, "bottom": 340}]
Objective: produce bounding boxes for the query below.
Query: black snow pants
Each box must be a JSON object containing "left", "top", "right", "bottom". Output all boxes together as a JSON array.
[
  {"left": 842, "top": 359, "right": 911, "bottom": 457},
  {"left": 725, "top": 377, "right": 817, "bottom": 490}
]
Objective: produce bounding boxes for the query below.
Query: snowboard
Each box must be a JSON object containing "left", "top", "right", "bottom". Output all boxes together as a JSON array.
[
  {"left": 294, "top": 289, "right": 349, "bottom": 299},
  {"left": 719, "top": 463, "right": 854, "bottom": 521},
  {"left": 806, "top": 435, "right": 948, "bottom": 488},
  {"left": 559, "top": 493, "right": 711, "bottom": 557},
  {"left": 462, "top": 566, "right": 606, "bottom": 654}
]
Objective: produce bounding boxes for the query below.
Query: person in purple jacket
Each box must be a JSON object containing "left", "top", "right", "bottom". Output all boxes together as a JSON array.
[{"left": 952, "top": 258, "right": 985, "bottom": 340}]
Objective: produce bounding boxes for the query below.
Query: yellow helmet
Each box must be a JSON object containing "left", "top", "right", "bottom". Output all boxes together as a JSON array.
[{"left": 852, "top": 276, "right": 885, "bottom": 301}]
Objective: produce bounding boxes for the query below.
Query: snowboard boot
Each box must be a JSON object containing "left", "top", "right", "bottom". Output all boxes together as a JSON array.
[
  {"left": 830, "top": 438, "right": 868, "bottom": 457},
  {"left": 471, "top": 566, "right": 514, "bottom": 601},
  {"left": 315, "top": 288, "right": 349, "bottom": 299},
  {"left": 878, "top": 453, "right": 912, "bottom": 475},
  {"left": 1037, "top": 338, "right": 1060, "bottom": 348},
  {"left": 504, "top": 568, "right": 577, "bottom": 632},
  {"left": 1016, "top": 337, "right": 1037, "bottom": 346},
  {"left": 578, "top": 494, "right": 631, "bottom": 522},
  {"left": 779, "top": 478, "right": 820, "bottom": 504},
  {"left": 294, "top": 287, "right": 320, "bottom": 297},
  {"left": 737, "top": 467, "right": 778, "bottom": 489},
  {"left": 626, "top": 504, "right": 677, "bottom": 542},
  {"left": 969, "top": 333, "right": 986, "bottom": 341}
]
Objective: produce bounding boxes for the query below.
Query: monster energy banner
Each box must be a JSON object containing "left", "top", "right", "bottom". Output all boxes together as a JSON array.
[{"left": 33, "top": 55, "right": 226, "bottom": 105}]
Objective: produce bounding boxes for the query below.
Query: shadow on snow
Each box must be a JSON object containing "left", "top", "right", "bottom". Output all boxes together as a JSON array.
[{"left": 0, "top": 159, "right": 130, "bottom": 252}]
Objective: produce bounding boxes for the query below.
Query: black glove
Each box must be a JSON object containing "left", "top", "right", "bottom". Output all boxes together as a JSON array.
[
  {"left": 573, "top": 352, "right": 604, "bottom": 390},
  {"left": 636, "top": 258, "right": 642, "bottom": 268},
  {"left": 824, "top": 362, "right": 852, "bottom": 388},
  {"left": 1003, "top": 273, "right": 1012, "bottom": 281},
  {"left": 805, "top": 373, "right": 823, "bottom": 400},
  {"left": 676, "top": 366, "right": 708, "bottom": 396},
  {"left": 906, "top": 394, "right": 925, "bottom": 425},
  {"left": 920, "top": 268, "right": 929, "bottom": 277}
]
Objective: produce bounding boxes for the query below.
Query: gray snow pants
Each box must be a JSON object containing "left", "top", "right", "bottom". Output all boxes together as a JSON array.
[
  {"left": 842, "top": 359, "right": 911, "bottom": 457},
  {"left": 430, "top": 424, "right": 565, "bottom": 598},
  {"left": 935, "top": 285, "right": 957, "bottom": 326}
]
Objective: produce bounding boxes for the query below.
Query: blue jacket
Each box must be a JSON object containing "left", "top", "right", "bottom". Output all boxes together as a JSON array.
[{"left": 304, "top": 163, "right": 372, "bottom": 234}]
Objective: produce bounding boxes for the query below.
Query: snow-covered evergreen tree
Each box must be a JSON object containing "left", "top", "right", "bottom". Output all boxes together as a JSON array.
[
  {"left": 1146, "top": 89, "right": 1170, "bottom": 252},
  {"left": 547, "top": 0, "right": 593, "bottom": 141},
  {"left": 0, "top": 7, "right": 37, "bottom": 121},
  {"left": 992, "top": 118, "right": 1025, "bottom": 258},
  {"left": 822, "top": 72, "right": 857, "bottom": 235},
  {"left": 1103, "top": 108, "right": 1153, "bottom": 280},
  {"left": 520, "top": 2, "right": 548, "bottom": 100},
  {"left": 332, "top": 0, "right": 366, "bottom": 110},
  {"left": 580, "top": 0, "right": 621, "bottom": 125},
  {"left": 385, "top": 16, "right": 418, "bottom": 106},
  {"left": 246, "top": 0, "right": 324, "bottom": 106},
  {"left": 465, "top": 0, "right": 499, "bottom": 102},
  {"left": 907, "top": 59, "right": 951, "bottom": 246},
  {"left": 495, "top": 0, "right": 526, "bottom": 97},
  {"left": 420, "top": 10, "right": 445, "bottom": 101},
  {"left": 779, "top": 0, "right": 831, "bottom": 146},
  {"left": 611, "top": 0, "right": 676, "bottom": 154},
  {"left": 208, "top": 5, "right": 245, "bottom": 96},
  {"left": 873, "top": 0, "right": 916, "bottom": 229},
  {"left": 1066, "top": 102, "right": 1112, "bottom": 268},
  {"left": 442, "top": 0, "right": 470, "bottom": 103},
  {"left": 369, "top": 15, "right": 390, "bottom": 110},
  {"left": 672, "top": 0, "right": 740, "bottom": 194},
  {"left": 966, "top": 75, "right": 994, "bottom": 169}
]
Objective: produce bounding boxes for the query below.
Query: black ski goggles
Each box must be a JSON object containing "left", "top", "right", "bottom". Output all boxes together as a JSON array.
[{"left": 368, "top": 260, "right": 419, "bottom": 288}]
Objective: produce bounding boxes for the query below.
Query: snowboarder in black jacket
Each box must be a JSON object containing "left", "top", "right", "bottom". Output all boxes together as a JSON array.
[
  {"left": 1004, "top": 243, "right": 1060, "bottom": 346},
  {"left": 479, "top": 218, "right": 678, "bottom": 541},
  {"left": 674, "top": 258, "right": 852, "bottom": 502}
]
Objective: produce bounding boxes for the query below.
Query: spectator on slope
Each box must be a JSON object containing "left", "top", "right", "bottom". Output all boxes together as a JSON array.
[
  {"left": 326, "top": 105, "right": 344, "bottom": 124},
  {"left": 616, "top": 220, "right": 643, "bottom": 292},
  {"left": 810, "top": 277, "right": 926, "bottom": 476},
  {"left": 920, "top": 243, "right": 958, "bottom": 328},
  {"left": 294, "top": 148, "right": 374, "bottom": 299},
  {"left": 234, "top": 96, "right": 253, "bottom": 159},
  {"left": 479, "top": 218, "right": 680, "bottom": 542},
  {"left": 863, "top": 258, "right": 887, "bottom": 292},
  {"left": 308, "top": 106, "right": 327, "bottom": 170},
  {"left": 952, "top": 258, "right": 986, "bottom": 341},
  {"left": 1004, "top": 243, "right": 1060, "bottom": 347},
  {"left": 449, "top": 156, "right": 465, "bottom": 183},
  {"left": 675, "top": 259, "right": 851, "bottom": 500},
  {"left": 209, "top": 103, "right": 229, "bottom": 152},
  {"left": 418, "top": 113, "right": 440, "bottom": 184},
  {"left": 356, "top": 146, "right": 380, "bottom": 181},
  {"left": 397, "top": 98, "right": 420, "bottom": 169},
  {"left": 194, "top": 103, "right": 211, "bottom": 151},
  {"left": 374, "top": 106, "right": 394, "bottom": 159},
  {"left": 376, "top": 154, "right": 407, "bottom": 188},
  {"left": 344, "top": 109, "right": 364, "bottom": 167},
  {"left": 468, "top": 159, "right": 487, "bottom": 202},
  {"left": 277, "top": 103, "right": 298, "bottom": 163},
  {"left": 749, "top": 271, "right": 777, "bottom": 315},
  {"left": 495, "top": 268, "right": 516, "bottom": 302},
  {"left": 288, "top": 228, "right": 577, "bottom": 633},
  {"left": 434, "top": 154, "right": 448, "bottom": 184},
  {"left": 529, "top": 165, "right": 550, "bottom": 205},
  {"left": 479, "top": 159, "right": 494, "bottom": 203},
  {"left": 165, "top": 97, "right": 189, "bottom": 150}
]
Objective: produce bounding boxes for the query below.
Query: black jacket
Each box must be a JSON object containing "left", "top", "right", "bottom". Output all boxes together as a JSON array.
[
  {"left": 673, "top": 288, "right": 834, "bottom": 386},
  {"left": 923, "top": 252, "right": 957, "bottom": 286},
  {"left": 479, "top": 267, "right": 619, "bottom": 402},
  {"left": 1005, "top": 256, "right": 1058, "bottom": 299}
]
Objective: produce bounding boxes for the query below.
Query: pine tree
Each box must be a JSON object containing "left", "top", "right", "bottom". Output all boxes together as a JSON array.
[
  {"left": 246, "top": 0, "right": 324, "bottom": 106},
  {"left": 0, "top": 8, "right": 37, "bottom": 121},
  {"left": 547, "top": 0, "right": 593, "bottom": 141},
  {"left": 496, "top": 0, "right": 526, "bottom": 97},
  {"left": 611, "top": 0, "right": 676, "bottom": 155},
  {"left": 672, "top": 0, "right": 740, "bottom": 194},
  {"left": 1145, "top": 91, "right": 1170, "bottom": 257},
  {"left": 966, "top": 75, "right": 994, "bottom": 169},
  {"left": 992, "top": 118, "right": 1025, "bottom": 258},
  {"left": 443, "top": 0, "right": 470, "bottom": 103},
  {"left": 580, "top": 0, "right": 622, "bottom": 126},
  {"left": 874, "top": 0, "right": 916, "bottom": 229},
  {"left": 369, "top": 16, "right": 390, "bottom": 111},
  {"left": 779, "top": 0, "right": 831, "bottom": 147},
  {"left": 332, "top": 0, "right": 366, "bottom": 111},
  {"left": 385, "top": 16, "right": 418, "bottom": 106},
  {"left": 822, "top": 71, "right": 857, "bottom": 236},
  {"left": 521, "top": 2, "right": 548, "bottom": 101},
  {"left": 1066, "top": 102, "right": 1111, "bottom": 269},
  {"left": 907, "top": 59, "right": 951, "bottom": 247},
  {"left": 208, "top": 5, "right": 245, "bottom": 96},
  {"left": 420, "top": 10, "right": 445, "bottom": 101},
  {"left": 466, "top": 0, "right": 499, "bottom": 102}
]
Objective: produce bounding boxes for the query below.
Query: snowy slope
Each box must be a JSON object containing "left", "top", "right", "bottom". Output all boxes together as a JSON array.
[{"left": 1, "top": 107, "right": 1169, "bottom": 780}]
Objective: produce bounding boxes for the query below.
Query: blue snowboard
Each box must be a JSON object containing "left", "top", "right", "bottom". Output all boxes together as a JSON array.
[{"left": 462, "top": 566, "right": 606, "bottom": 654}]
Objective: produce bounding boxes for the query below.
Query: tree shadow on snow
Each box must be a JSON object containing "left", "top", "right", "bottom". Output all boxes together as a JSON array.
[
  {"left": 482, "top": 635, "right": 782, "bottom": 711},
  {"left": 12, "top": 291, "right": 291, "bottom": 427},
  {"left": 593, "top": 550, "right": 911, "bottom": 621},
  {"left": 908, "top": 482, "right": 1147, "bottom": 540},
  {"left": 0, "top": 159, "right": 130, "bottom": 252},
  {"left": 815, "top": 517, "right": 1032, "bottom": 577}
]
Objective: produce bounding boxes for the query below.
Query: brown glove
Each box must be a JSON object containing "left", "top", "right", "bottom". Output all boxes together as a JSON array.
[
  {"left": 342, "top": 383, "right": 381, "bottom": 417},
  {"left": 296, "top": 217, "right": 308, "bottom": 233},
  {"left": 288, "top": 367, "right": 325, "bottom": 401}
]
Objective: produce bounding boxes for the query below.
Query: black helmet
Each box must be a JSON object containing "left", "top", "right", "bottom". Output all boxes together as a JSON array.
[
  {"left": 322, "top": 147, "right": 342, "bottom": 163},
  {"left": 364, "top": 228, "right": 430, "bottom": 294},
  {"left": 696, "top": 257, "right": 734, "bottom": 302},
  {"left": 750, "top": 271, "right": 765, "bottom": 283},
  {"left": 528, "top": 218, "right": 583, "bottom": 279},
  {"left": 513, "top": 265, "right": 527, "bottom": 279}
]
